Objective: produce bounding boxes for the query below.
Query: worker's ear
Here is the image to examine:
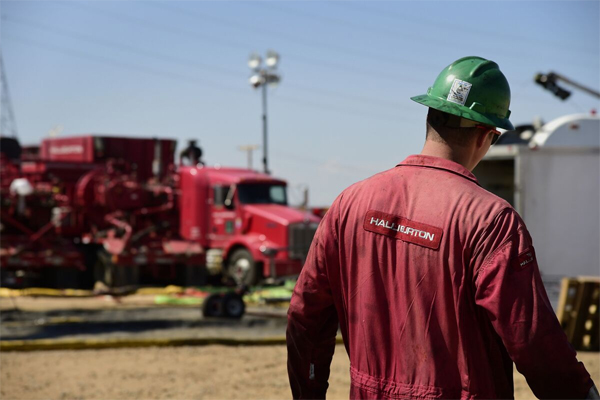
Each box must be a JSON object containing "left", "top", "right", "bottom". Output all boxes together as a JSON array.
[{"left": 475, "top": 128, "right": 490, "bottom": 149}]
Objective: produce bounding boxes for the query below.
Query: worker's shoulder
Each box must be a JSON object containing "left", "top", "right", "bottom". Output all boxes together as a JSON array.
[
  {"left": 334, "top": 165, "right": 514, "bottom": 211},
  {"left": 337, "top": 167, "right": 397, "bottom": 199},
  {"left": 472, "top": 180, "right": 511, "bottom": 205},
  {"left": 462, "top": 182, "right": 528, "bottom": 240}
]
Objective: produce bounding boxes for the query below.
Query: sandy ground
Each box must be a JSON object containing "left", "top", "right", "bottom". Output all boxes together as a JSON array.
[
  {"left": 1, "top": 345, "right": 598, "bottom": 400},
  {"left": 2, "top": 290, "right": 598, "bottom": 399}
]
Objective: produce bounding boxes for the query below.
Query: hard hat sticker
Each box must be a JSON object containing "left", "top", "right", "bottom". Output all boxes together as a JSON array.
[{"left": 447, "top": 79, "right": 472, "bottom": 106}]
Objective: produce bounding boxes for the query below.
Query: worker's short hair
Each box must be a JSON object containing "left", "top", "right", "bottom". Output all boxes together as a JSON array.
[{"left": 426, "top": 108, "right": 478, "bottom": 147}]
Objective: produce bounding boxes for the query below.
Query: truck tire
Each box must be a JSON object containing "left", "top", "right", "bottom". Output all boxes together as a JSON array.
[
  {"left": 202, "top": 293, "right": 223, "bottom": 317},
  {"left": 222, "top": 293, "right": 245, "bottom": 319},
  {"left": 227, "top": 248, "right": 259, "bottom": 287},
  {"left": 201, "top": 292, "right": 245, "bottom": 319}
]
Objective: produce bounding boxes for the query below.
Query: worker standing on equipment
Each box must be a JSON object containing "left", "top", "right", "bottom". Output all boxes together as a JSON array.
[
  {"left": 287, "top": 56, "right": 597, "bottom": 399},
  {"left": 179, "top": 139, "right": 203, "bottom": 166}
]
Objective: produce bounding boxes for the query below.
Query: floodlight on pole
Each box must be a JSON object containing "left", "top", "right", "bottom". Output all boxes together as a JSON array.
[
  {"left": 247, "top": 50, "right": 282, "bottom": 175},
  {"left": 265, "top": 50, "right": 280, "bottom": 69},
  {"left": 248, "top": 53, "right": 262, "bottom": 70}
]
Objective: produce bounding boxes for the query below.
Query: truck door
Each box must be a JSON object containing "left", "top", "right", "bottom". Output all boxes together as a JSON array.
[{"left": 209, "top": 185, "right": 237, "bottom": 246}]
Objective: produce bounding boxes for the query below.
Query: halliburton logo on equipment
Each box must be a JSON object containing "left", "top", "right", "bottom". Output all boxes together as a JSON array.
[
  {"left": 49, "top": 145, "right": 84, "bottom": 155},
  {"left": 363, "top": 210, "right": 443, "bottom": 250}
]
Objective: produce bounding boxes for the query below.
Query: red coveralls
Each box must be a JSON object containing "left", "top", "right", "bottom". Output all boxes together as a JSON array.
[{"left": 287, "top": 155, "right": 593, "bottom": 399}]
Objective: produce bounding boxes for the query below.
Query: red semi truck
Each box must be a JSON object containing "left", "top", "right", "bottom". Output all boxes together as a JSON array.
[{"left": 0, "top": 135, "right": 320, "bottom": 288}]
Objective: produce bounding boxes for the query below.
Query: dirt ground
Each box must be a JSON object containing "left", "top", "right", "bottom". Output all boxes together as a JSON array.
[
  {"left": 2, "top": 345, "right": 599, "bottom": 400},
  {"left": 2, "top": 291, "right": 598, "bottom": 399}
]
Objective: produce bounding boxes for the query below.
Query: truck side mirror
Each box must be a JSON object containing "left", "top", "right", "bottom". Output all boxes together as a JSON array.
[{"left": 224, "top": 185, "right": 236, "bottom": 210}]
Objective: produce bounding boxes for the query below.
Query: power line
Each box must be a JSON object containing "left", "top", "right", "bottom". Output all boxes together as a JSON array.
[
  {"left": 252, "top": 2, "right": 599, "bottom": 69},
  {"left": 3, "top": 34, "right": 408, "bottom": 124},
  {"left": 3, "top": 34, "right": 249, "bottom": 93},
  {"left": 283, "top": 84, "right": 407, "bottom": 110},
  {"left": 273, "top": 93, "right": 409, "bottom": 124},
  {"left": 254, "top": 2, "right": 532, "bottom": 59},
  {"left": 5, "top": 3, "right": 586, "bottom": 125},
  {"left": 148, "top": 1, "right": 436, "bottom": 71},
  {"left": 274, "top": 150, "right": 387, "bottom": 176},
  {"left": 67, "top": 2, "right": 250, "bottom": 53},
  {"left": 50, "top": 2, "right": 428, "bottom": 83},
  {"left": 332, "top": 1, "right": 598, "bottom": 56},
  {"left": 2, "top": 16, "right": 409, "bottom": 110},
  {"left": 2, "top": 16, "right": 242, "bottom": 78},
  {"left": 143, "top": 2, "right": 432, "bottom": 80},
  {"left": 57, "top": 1, "right": 599, "bottom": 81}
]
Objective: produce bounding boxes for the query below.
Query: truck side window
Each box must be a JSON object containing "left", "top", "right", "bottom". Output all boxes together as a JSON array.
[{"left": 214, "top": 186, "right": 226, "bottom": 207}]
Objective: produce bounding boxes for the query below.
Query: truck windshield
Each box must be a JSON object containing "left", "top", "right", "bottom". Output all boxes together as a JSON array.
[{"left": 237, "top": 184, "right": 287, "bottom": 205}]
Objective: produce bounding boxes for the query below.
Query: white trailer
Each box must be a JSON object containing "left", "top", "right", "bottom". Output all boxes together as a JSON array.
[{"left": 473, "top": 113, "right": 599, "bottom": 278}]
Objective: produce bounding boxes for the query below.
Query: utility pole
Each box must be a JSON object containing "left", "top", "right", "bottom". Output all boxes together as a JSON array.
[
  {"left": 238, "top": 144, "right": 259, "bottom": 170},
  {"left": 247, "top": 50, "right": 281, "bottom": 175},
  {"left": 1, "top": 53, "right": 18, "bottom": 138}
]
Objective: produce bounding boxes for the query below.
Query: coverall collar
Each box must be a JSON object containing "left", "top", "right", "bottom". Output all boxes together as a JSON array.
[{"left": 397, "top": 155, "right": 479, "bottom": 185}]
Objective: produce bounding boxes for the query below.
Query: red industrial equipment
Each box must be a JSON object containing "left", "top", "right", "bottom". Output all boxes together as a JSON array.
[{"left": 0, "top": 135, "right": 320, "bottom": 288}]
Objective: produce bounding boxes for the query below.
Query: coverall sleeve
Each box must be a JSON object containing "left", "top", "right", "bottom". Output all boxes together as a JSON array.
[
  {"left": 474, "top": 209, "right": 593, "bottom": 399},
  {"left": 287, "top": 203, "right": 340, "bottom": 399}
]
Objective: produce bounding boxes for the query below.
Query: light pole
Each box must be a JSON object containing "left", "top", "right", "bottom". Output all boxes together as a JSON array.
[{"left": 248, "top": 50, "right": 281, "bottom": 175}]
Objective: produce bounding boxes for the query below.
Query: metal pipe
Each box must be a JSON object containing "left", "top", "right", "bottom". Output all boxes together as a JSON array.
[
  {"left": 29, "top": 212, "right": 69, "bottom": 243},
  {"left": 0, "top": 211, "right": 34, "bottom": 235},
  {"left": 134, "top": 186, "right": 174, "bottom": 216},
  {"left": 552, "top": 72, "right": 600, "bottom": 99}
]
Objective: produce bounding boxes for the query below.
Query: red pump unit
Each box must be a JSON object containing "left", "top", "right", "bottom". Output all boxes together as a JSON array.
[{"left": 0, "top": 135, "right": 320, "bottom": 288}]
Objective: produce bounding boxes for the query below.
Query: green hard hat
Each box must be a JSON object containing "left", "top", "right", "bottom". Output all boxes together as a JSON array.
[{"left": 411, "top": 56, "right": 514, "bottom": 130}]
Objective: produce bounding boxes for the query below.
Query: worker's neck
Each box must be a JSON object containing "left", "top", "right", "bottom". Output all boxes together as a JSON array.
[{"left": 420, "top": 140, "right": 478, "bottom": 171}]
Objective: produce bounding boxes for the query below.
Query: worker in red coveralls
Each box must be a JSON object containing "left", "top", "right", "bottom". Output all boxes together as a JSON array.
[{"left": 287, "top": 56, "right": 598, "bottom": 399}]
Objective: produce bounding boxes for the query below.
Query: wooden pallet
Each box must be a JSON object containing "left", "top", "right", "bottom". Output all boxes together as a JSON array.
[{"left": 556, "top": 276, "right": 600, "bottom": 351}]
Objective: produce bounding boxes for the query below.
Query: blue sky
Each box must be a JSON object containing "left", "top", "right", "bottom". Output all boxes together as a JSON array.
[{"left": 2, "top": 0, "right": 599, "bottom": 206}]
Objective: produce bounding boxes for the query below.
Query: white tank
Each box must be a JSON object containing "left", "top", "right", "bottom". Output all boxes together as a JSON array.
[{"left": 530, "top": 113, "right": 599, "bottom": 148}]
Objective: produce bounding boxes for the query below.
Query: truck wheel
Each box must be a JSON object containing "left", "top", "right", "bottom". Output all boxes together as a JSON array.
[
  {"left": 222, "top": 293, "right": 245, "bottom": 319},
  {"left": 202, "top": 293, "right": 223, "bottom": 317},
  {"left": 227, "top": 248, "right": 258, "bottom": 286},
  {"left": 201, "top": 293, "right": 245, "bottom": 319}
]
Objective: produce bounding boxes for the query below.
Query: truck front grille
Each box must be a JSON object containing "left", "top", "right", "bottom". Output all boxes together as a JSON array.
[{"left": 288, "top": 223, "right": 318, "bottom": 261}]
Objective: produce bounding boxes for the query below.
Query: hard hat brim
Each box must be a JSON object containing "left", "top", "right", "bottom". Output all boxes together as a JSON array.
[{"left": 411, "top": 94, "right": 515, "bottom": 131}]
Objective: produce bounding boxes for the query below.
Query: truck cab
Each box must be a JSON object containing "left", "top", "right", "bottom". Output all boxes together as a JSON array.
[{"left": 179, "top": 166, "right": 320, "bottom": 285}]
